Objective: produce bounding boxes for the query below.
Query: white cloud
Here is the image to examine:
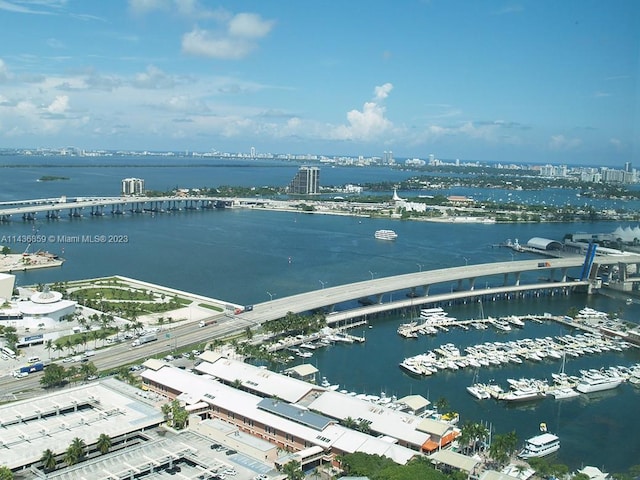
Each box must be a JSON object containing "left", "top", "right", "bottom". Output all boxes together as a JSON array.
[
  {"left": 182, "top": 29, "right": 254, "bottom": 59},
  {"left": 182, "top": 12, "right": 273, "bottom": 59},
  {"left": 331, "top": 83, "right": 394, "bottom": 141},
  {"left": 374, "top": 83, "right": 393, "bottom": 100},
  {"left": 0, "top": 0, "right": 56, "bottom": 14},
  {"left": 609, "top": 138, "right": 623, "bottom": 150},
  {"left": 128, "top": 0, "right": 170, "bottom": 15},
  {"left": 132, "top": 65, "right": 176, "bottom": 89},
  {"left": 549, "top": 134, "right": 582, "bottom": 150},
  {"left": 0, "top": 58, "right": 10, "bottom": 82},
  {"left": 228, "top": 13, "right": 274, "bottom": 38},
  {"left": 46, "top": 95, "right": 69, "bottom": 114},
  {"left": 129, "top": 0, "right": 227, "bottom": 20}
]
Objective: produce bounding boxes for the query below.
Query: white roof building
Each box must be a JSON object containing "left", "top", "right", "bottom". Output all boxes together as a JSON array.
[
  {"left": 196, "top": 356, "right": 321, "bottom": 403},
  {"left": 141, "top": 363, "right": 419, "bottom": 465}
]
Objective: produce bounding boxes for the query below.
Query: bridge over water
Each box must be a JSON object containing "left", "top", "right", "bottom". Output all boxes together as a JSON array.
[
  {"left": 0, "top": 195, "right": 247, "bottom": 221},
  {"left": 239, "top": 255, "right": 640, "bottom": 325}
]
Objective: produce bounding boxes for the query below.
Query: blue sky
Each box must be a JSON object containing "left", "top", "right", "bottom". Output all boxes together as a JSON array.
[{"left": 0, "top": 0, "right": 638, "bottom": 165}]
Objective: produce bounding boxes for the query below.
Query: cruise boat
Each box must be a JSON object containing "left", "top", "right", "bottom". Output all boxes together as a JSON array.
[
  {"left": 374, "top": 229, "right": 398, "bottom": 240},
  {"left": 575, "top": 372, "right": 623, "bottom": 393},
  {"left": 518, "top": 433, "right": 560, "bottom": 459}
]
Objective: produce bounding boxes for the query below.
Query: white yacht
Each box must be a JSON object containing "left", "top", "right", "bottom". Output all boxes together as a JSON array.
[
  {"left": 518, "top": 433, "right": 560, "bottom": 459},
  {"left": 374, "top": 229, "right": 398, "bottom": 240},
  {"left": 575, "top": 372, "right": 623, "bottom": 393},
  {"left": 466, "top": 383, "right": 491, "bottom": 400}
]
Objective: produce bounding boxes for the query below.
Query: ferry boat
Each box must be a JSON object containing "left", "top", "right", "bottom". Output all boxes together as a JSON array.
[
  {"left": 518, "top": 433, "right": 560, "bottom": 459},
  {"left": 374, "top": 229, "right": 398, "bottom": 241}
]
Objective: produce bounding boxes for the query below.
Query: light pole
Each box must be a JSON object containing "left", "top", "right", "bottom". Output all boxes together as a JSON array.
[
  {"left": 463, "top": 257, "right": 469, "bottom": 266},
  {"left": 319, "top": 280, "right": 326, "bottom": 289},
  {"left": 416, "top": 263, "right": 423, "bottom": 272},
  {"left": 510, "top": 252, "right": 515, "bottom": 261},
  {"left": 368, "top": 270, "right": 375, "bottom": 280},
  {"left": 266, "top": 291, "right": 275, "bottom": 301}
]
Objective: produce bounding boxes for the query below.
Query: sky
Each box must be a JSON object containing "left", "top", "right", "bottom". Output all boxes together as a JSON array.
[{"left": 0, "top": 0, "right": 638, "bottom": 165}]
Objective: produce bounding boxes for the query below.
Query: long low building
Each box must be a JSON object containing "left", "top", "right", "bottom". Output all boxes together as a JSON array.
[{"left": 140, "top": 354, "right": 459, "bottom": 467}]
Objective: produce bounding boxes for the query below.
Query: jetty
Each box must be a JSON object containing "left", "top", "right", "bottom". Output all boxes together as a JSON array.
[{"left": 0, "top": 252, "right": 64, "bottom": 273}]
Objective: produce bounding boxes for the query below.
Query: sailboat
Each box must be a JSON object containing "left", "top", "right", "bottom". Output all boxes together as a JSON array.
[
  {"left": 548, "top": 353, "right": 579, "bottom": 399},
  {"left": 466, "top": 370, "right": 491, "bottom": 400}
]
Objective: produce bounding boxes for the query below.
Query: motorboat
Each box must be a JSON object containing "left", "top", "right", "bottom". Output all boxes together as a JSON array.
[{"left": 466, "top": 383, "right": 491, "bottom": 400}]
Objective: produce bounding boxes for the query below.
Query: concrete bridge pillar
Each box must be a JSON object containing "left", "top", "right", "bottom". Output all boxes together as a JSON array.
[
  {"left": 548, "top": 269, "right": 556, "bottom": 282},
  {"left": 375, "top": 294, "right": 383, "bottom": 304},
  {"left": 503, "top": 273, "right": 508, "bottom": 286},
  {"left": 618, "top": 262, "right": 628, "bottom": 282},
  {"left": 468, "top": 277, "right": 476, "bottom": 290},
  {"left": 514, "top": 272, "right": 521, "bottom": 286},
  {"left": 561, "top": 268, "right": 568, "bottom": 282},
  {"left": 457, "top": 279, "right": 463, "bottom": 291},
  {"left": 423, "top": 285, "right": 430, "bottom": 296}
]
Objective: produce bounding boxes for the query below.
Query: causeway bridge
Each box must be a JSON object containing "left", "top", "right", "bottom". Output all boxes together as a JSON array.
[
  {"left": 0, "top": 195, "right": 246, "bottom": 221},
  {"left": 238, "top": 255, "right": 640, "bottom": 325}
]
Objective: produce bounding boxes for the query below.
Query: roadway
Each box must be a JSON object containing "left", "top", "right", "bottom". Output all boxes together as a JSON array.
[
  {"left": 2, "top": 254, "right": 638, "bottom": 397},
  {"left": 238, "top": 255, "right": 640, "bottom": 326}
]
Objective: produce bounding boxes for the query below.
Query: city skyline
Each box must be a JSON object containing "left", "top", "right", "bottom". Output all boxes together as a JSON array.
[{"left": 0, "top": 1, "right": 638, "bottom": 165}]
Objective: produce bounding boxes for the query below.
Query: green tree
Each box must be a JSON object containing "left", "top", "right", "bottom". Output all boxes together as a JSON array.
[
  {"left": 0, "top": 466, "right": 13, "bottom": 480},
  {"left": 40, "top": 363, "right": 68, "bottom": 388},
  {"left": 96, "top": 433, "right": 111, "bottom": 454},
  {"left": 281, "top": 460, "right": 304, "bottom": 480},
  {"left": 45, "top": 339, "right": 54, "bottom": 359},
  {"left": 64, "top": 437, "right": 86, "bottom": 466},
  {"left": 40, "top": 448, "right": 57, "bottom": 472}
]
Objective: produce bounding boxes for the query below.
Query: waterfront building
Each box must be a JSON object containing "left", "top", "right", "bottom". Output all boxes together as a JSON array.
[
  {"left": 141, "top": 360, "right": 417, "bottom": 467},
  {"left": 141, "top": 354, "right": 458, "bottom": 463},
  {"left": 1, "top": 281, "right": 76, "bottom": 330},
  {"left": 288, "top": 166, "right": 320, "bottom": 195},
  {"left": 121, "top": 177, "right": 145, "bottom": 196}
]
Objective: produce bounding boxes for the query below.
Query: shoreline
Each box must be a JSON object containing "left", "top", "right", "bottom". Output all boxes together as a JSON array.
[{"left": 0, "top": 253, "right": 64, "bottom": 273}]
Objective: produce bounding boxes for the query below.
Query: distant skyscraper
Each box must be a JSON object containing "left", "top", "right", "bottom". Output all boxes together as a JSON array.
[
  {"left": 121, "top": 178, "right": 145, "bottom": 196},
  {"left": 625, "top": 161, "right": 632, "bottom": 173},
  {"left": 250, "top": 146, "right": 256, "bottom": 159},
  {"left": 288, "top": 166, "right": 320, "bottom": 194},
  {"left": 382, "top": 150, "right": 395, "bottom": 165}
]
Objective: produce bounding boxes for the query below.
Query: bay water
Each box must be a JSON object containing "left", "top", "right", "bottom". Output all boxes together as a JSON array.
[{"left": 1, "top": 156, "right": 639, "bottom": 472}]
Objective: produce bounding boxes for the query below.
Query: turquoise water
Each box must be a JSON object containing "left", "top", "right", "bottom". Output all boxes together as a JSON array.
[{"left": 2, "top": 157, "right": 640, "bottom": 472}]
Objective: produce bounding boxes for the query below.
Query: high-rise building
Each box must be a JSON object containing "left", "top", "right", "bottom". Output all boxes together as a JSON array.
[
  {"left": 121, "top": 178, "right": 145, "bottom": 196},
  {"left": 288, "top": 166, "right": 320, "bottom": 195},
  {"left": 625, "top": 162, "right": 632, "bottom": 173},
  {"left": 250, "top": 146, "right": 256, "bottom": 159}
]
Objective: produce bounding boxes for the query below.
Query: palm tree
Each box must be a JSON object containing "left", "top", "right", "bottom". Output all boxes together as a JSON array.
[
  {"left": 40, "top": 448, "right": 57, "bottom": 472},
  {"left": 281, "top": 460, "right": 304, "bottom": 480},
  {"left": 54, "top": 342, "right": 64, "bottom": 359},
  {"left": 45, "top": 339, "right": 53, "bottom": 359},
  {"left": 96, "top": 433, "right": 111, "bottom": 454},
  {"left": 64, "top": 437, "right": 86, "bottom": 466},
  {"left": 0, "top": 465, "right": 14, "bottom": 480}
]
